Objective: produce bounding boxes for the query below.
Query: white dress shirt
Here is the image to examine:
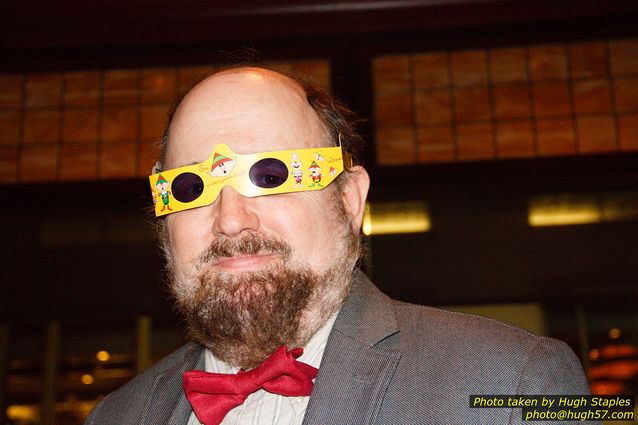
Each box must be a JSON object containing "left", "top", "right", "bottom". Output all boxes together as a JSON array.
[{"left": 187, "top": 313, "right": 337, "bottom": 425}]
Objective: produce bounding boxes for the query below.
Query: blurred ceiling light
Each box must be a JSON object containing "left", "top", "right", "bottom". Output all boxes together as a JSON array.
[
  {"left": 588, "top": 360, "right": 638, "bottom": 380},
  {"left": 81, "top": 374, "right": 94, "bottom": 385},
  {"left": 362, "top": 201, "right": 430, "bottom": 236},
  {"left": 590, "top": 381, "right": 625, "bottom": 395},
  {"left": 7, "top": 405, "right": 39, "bottom": 421},
  {"left": 600, "top": 344, "right": 637, "bottom": 359},
  {"left": 589, "top": 349, "right": 600, "bottom": 361},
  {"left": 528, "top": 194, "right": 601, "bottom": 226},
  {"left": 96, "top": 350, "right": 110, "bottom": 362},
  {"left": 609, "top": 328, "right": 622, "bottom": 339},
  {"left": 528, "top": 192, "right": 638, "bottom": 227}
]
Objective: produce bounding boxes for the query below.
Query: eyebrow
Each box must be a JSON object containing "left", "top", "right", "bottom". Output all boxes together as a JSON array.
[{"left": 171, "top": 159, "right": 204, "bottom": 170}]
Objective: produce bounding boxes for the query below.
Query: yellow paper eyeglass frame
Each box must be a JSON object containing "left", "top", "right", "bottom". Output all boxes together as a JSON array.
[{"left": 149, "top": 143, "right": 352, "bottom": 217}]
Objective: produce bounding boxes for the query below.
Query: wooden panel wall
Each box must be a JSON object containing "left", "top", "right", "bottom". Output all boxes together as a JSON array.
[
  {"left": 0, "top": 60, "right": 330, "bottom": 183},
  {"left": 374, "top": 38, "right": 638, "bottom": 164}
]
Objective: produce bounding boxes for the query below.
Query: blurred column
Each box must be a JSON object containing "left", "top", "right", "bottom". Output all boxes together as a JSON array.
[
  {"left": 0, "top": 323, "right": 8, "bottom": 424},
  {"left": 42, "top": 321, "right": 60, "bottom": 425},
  {"left": 136, "top": 316, "right": 152, "bottom": 374},
  {"left": 575, "top": 305, "right": 591, "bottom": 374}
]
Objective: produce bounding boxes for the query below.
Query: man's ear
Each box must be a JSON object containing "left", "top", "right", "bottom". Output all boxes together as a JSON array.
[
  {"left": 340, "top": 166, "right": 370, "bottom": 232},
  {"left": 151, "top": 161, "right": 162, "bottom": 175}
]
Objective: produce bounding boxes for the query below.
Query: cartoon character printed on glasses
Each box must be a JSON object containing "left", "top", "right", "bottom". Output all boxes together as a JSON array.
[
  {"left": 209, "top": 152, "right": 236, "bottom": 177},
  {"left": 290, "top": 152, "right": 304, "bottom": 188},
  {"left": 308, "top": 161, "right": 323, "bottom": 187},
  {"left": 155, "top": 174, "right": 173, "bottom": 212}
]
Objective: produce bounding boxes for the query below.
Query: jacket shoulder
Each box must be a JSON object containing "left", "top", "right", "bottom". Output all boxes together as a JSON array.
[
  {"left": 392, "top": 301, "right": 540, "bottom": 347},
  {"left": 387, "top": 301, "right": 589, "bottom": 393},
  {"left": 84, "top": 342, "right": 201, "bottom": 424}
]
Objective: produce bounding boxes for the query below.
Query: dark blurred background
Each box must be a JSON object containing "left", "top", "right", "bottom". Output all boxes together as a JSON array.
[{"left": 2, "top": 1, "right": 638, "bottom": 423}]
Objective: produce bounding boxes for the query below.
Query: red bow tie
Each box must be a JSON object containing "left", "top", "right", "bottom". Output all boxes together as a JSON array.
[{"left": 183, "top": 346, "right": 318, "bottom": 425}]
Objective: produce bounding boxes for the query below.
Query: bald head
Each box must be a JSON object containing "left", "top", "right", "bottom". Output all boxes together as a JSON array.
[{"left": 164, "top": 67, "right": 329, "bottom": 170}]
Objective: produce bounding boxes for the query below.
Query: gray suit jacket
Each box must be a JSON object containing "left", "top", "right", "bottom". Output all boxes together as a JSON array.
[{"left": 86, "top": 271, "right": 594, "bottom": 424}]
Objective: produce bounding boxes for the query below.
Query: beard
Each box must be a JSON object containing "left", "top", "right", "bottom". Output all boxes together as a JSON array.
[{"left": 163, "top": 208, "right": 360, "bottom": 369}]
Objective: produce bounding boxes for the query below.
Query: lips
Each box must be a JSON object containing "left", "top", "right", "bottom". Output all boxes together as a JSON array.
[
  {"left": 212, "top": 253, "right": 279, "bottom": 271},
  {"left": 197, "top": 232, "right": 292, "bottom": 272}
]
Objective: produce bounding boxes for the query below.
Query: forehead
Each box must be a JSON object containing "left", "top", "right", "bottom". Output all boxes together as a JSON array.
[{"left": 164, "top": 68, "right": 327, "bottom": 169}]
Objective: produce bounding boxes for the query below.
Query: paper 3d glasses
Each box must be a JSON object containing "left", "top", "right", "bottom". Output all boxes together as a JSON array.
[{"left": 149, "top": 143, "right": 352, "bottom": 216}]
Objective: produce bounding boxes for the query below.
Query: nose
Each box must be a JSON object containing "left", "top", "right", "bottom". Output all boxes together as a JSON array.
[{"left": 210, "top": 186, "right": 260, "bottom": 237}]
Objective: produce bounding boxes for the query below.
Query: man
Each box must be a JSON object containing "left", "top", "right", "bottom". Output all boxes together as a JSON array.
[{"left": 86, "top": 67, "right": 593, "bottom": 425}]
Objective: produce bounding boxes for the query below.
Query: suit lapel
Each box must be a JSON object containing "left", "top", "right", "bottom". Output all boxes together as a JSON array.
[
  {"left": 141, "top": 342, "right": 205, "bottom": 425},
  {"left": 302, "top": 270, "right": 401, "bottom": 425}
]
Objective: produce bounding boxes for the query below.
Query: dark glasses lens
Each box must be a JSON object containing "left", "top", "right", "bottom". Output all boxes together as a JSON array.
[
  {"left": 172, "top": 172, "right": 204, "bottom": 203},
  {"left": 249, "top": 158, "right": 288, "bottom": 188}
]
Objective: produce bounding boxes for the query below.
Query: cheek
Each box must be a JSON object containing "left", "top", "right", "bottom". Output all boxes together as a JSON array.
[
  {"left": 167, "top": 211, "right": 211, "bottom": 266},
  {"left": 264, "top": 192, "right": 342, "bottom": 264}
]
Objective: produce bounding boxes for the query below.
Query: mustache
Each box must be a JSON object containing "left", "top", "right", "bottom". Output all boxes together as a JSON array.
[{"left": 197, "top": 232, "right": 292, "bottom": 264}]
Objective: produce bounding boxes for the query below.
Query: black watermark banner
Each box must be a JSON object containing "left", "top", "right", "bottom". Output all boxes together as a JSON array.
[{"left": 470, "top": 395, "right": 635, "bottom": 421}]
